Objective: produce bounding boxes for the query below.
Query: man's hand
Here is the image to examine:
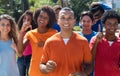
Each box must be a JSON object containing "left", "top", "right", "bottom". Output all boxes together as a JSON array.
[{"left": 40, "top": 60, "right": 57, "bottom": 73}]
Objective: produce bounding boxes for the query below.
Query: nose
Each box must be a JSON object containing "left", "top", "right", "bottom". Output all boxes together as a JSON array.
[{"left": 64, "top": 19, "right": 69, "bottom": 24}]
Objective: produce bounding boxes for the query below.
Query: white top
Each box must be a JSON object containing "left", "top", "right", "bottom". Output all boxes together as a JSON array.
[
  {"left": 63, "top": 38, "right": 69, "bottom": 45},
  {"left": 108, "top": 41, "right": 114, "bottom": 46}
]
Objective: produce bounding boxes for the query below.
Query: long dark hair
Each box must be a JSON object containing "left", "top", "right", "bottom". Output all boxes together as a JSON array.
[{"left": 17, "top": 10, "right": 37, "bottom": 31}]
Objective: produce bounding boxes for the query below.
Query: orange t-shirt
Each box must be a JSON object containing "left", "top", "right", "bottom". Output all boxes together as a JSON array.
[
  {"left": 41, "top": 32, "right": 92, "bottom": 76},
  {"left": 24, "top": 28, "right": 57, "bottom": 76}
]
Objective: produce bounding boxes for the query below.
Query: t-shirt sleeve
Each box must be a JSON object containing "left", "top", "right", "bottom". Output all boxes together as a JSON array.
[
  {"left": 24, "top": 31, "right": 30, "bottom": 40},
  {"left": 99, "top": 2, "right": 112, "bottom": 10},
  {"left": 89, "top": 36, "right": 96, "bottom": 50},
  {"left": 83, "top": 40, "right": 92, "bottom": 63}
]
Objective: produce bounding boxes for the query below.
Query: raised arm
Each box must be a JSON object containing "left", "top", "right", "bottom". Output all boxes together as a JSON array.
[
  {"left": 17, "top": 22, "right": 31, "bottom": 56},
  {"left": 91, "top": 32, "right": 103, "bottom": 61}
]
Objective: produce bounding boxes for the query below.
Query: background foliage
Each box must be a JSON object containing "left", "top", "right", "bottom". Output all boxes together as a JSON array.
[{"left": 0, "top": 0, "right": 97, "bottom": 22}]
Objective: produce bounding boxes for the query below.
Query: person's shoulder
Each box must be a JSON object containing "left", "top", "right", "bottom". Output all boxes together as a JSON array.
[
  {"left": 90, "top": 2, "right": 112, "bottom": 10},
  {"left": 25, "top": 29, "right": 38, "bottom": 37},
  {"left": 48, "top": 28, "right": 58, "bottom": 33},
  {"left": 99, "top": 2, "right": 112, "bottom": 10},
  {"left": 74, "top": 32, "right": 88, "bottom": 41},
  {"left": 46, "top": 33, "right": 59, "bottom": 42},
  {"left": 27, "top": 28, "right": 37, "bottom": 33}
]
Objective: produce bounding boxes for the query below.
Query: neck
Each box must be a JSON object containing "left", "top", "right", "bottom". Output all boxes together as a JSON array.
[
  {"left": 82, "top": 29, "right": 92, "bottom": 35},
  {"left": 60, "top": 31, "right": 73, "bottom": 38},
  {"left": 37, "top": 28, "right": 48, "bottom": 34},
  {"left": 0, "top": 34, "right": 10, "bottom": 41},
  {"left": 105, "top": 34, "right": 116, "bottom": 41}
]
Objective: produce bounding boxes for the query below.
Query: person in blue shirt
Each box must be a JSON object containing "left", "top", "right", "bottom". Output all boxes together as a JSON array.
[
  {"left": 79, "top": 11, "right": 97, "bottom": 76},
  {"left": 52, "top": 5, "right": 62, "bottom": 32},
  {"left": 0, "top": 14, "right": 20, "bottom": 76},
  {"left": 90, "top": 2, "right": 111, "bottom": 32},
  {"left": 79, "top": 11, "right": 97, "bottom": 43}
]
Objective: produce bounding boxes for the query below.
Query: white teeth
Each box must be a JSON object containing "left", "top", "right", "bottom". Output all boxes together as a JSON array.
[{"left": 64, "top": 25, "right": 69, "bottom": 27}]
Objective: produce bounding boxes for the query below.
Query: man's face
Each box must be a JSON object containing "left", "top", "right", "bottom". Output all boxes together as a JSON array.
[
  {"left": 58, "top": 10, "right": 75, "bottom": 31},
  {"left": 93, "top": 10, "right": 103, "bottom": 22},
  {"left": 104, "top": 18, "right": 118, "bottom": 35}
]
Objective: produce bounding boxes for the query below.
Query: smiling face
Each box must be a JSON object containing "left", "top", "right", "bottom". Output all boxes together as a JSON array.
[
  {"left": 58, "top": 10, "right": 75, "bottom": 32},
  {"left": 37, "top": 11, "right": 49, "bottom": 29},
  {"left": 81, "top": 15, "right": 93, "bottom": 30},
  {"left": 104, "top": 18, "right": 118, "bottom": 35},
  {"left": 0, "top": 19, "right": 11, "bottom": 36}
]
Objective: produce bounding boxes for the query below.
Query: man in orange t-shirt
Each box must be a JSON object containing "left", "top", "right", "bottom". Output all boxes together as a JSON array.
[{"left": 40, "top": 7, "right": 92, "bottom": 76}]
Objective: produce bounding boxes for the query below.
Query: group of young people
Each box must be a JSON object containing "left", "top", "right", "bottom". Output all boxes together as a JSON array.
[{"left": 0, "top": 1, "right": 120, "bottom": 76}]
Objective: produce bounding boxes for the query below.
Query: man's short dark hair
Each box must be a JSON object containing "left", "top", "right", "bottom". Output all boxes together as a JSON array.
[{"left": 101, "top": 10, "right": 120, "bottom": 24}]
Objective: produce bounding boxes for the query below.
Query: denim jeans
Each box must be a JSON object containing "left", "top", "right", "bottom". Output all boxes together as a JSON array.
[
  {"left": 17, "top": 55, "right": 31, "bottom": 76},
  {"left": 89, "top": 70, "right": 94, "bottom": 76}
]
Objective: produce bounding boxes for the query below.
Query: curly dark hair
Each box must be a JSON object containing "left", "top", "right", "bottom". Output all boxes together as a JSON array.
[
  {"left": 101, "top": 10, "right": 120, "bottom": 24},
  {"left": 34, "top": 5, "right": 56, "bottom": 28}
]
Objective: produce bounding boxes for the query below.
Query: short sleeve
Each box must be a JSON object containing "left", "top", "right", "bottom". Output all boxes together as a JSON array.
[
  {"left": 89, "top": 36, "right": 96, "bottom": 50},
  {"left": 24, "top": 31, "right": 31, "bottom": 40},
  {"left": 99, "top": 2, "right": 112, "bottom": 10}
]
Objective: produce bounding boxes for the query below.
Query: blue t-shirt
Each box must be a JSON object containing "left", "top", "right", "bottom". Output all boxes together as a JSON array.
[
  {"left": 79, "top": 31, "right": 97, "bottom": 43},
  {"left": 52, "top": 23, "right": 61, "bottom": 32},
  {"left": 92, "top": 20, "right": 103, "bottom": 32},
  {"left": 99, "top": 2, "right": 112, "bottom": 10},
  {"left": 0, "top": 40, "right": 19, "bottom": 76}
]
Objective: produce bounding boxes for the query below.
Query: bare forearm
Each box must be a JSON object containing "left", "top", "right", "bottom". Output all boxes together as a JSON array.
[{"left": 17, "top": 32, "right": 24, "bottom": 56}]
